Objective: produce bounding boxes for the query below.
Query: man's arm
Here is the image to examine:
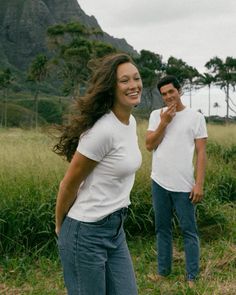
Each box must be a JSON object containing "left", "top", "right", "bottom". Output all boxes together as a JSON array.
[
  {"left": 146, "top": 119, "right": 168, "bottom": 151},
  {"left": 146, "top": 104, "right": 176, "bottom": 152},
  {"left": 190, "top": 138, "right": 207, "bottom": 204}
]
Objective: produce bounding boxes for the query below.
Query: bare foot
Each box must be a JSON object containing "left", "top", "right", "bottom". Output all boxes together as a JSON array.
[
  {"left": 188, "top": 280, "right": 195, "bottom": 288},
  {"left": 147, "top": 274, "right": 166, "bottom": 282}
]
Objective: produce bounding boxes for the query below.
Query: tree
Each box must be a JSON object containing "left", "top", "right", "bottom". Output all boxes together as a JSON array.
[
  {"left": 165, "top": 56, "right": 188, "bottom": 84},
  {"left": 184, "top": 65, "right": 200, "bottom": 108},
  {"left": 47, "top": 22, "right": 117, "bottom": 98},
  {"left": 0, "top": 68, "right": 13, "bottom": 127},
  {"left": 205, "top": 56, "right": 236, "bottom": 118},
  {"left": 213, "top": 102, "right": 220, "bottom": 115},
  {"left": 28, "top": 54, "right": 49, "bottom": 129},
  {"left": 197, "top": 73, "right": 215, "bottom": 117},
  {"left": 135, "top": 50, "right": 164, "bottom": 110},
  {"left": 166, "top": 57, "right": 199, "bottom": 107},
  {"left": 91, "top": 41, "right": 117, "bottom": 58}
]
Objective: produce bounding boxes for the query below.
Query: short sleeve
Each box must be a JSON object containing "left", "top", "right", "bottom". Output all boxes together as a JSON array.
[
  {"left": 195, "top": 114, "right": 208, "bottom": 139},
  {"left": 77, "top": 122, "right": 113, "bottom": 162},
  {"left": 147, "top": 110, "right": 161, "bottom": 131}
]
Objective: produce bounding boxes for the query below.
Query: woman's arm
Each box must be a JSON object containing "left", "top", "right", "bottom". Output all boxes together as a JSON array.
[{"left": 55, "top": 151, "right": 97, "bottom": 235}]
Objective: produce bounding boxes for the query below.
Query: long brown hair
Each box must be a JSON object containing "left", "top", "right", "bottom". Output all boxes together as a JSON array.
[{"left": 53, "top": 53, "right": 135, "bottom": 162}]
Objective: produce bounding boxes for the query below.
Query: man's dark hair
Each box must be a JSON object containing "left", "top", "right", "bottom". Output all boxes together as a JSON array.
[{"left": 157, "top": 75, "right": 181, "bottom": 92}]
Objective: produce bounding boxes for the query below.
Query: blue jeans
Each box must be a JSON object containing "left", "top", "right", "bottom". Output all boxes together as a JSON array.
[
  {"left": 57, "top": 208, "right": 138, "bottom": 295},
  {"left": 152, "top": 181, "right": 200, "bottom": 280}
]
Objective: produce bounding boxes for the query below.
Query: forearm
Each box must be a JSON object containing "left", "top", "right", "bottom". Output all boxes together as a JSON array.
[
  {"left": 146, "top": 122, "right": 167, "bottom": 151},
  {"left": 55, "top": 152, "right": 98, "bottom": 234},
  {"left": 55, "top": 181, "right": 78, "bottom": 232},
  {"left": 190, "top": 138, "right": 207, "bottom": 204},
  {"left": 195, "top": 149, "right": 207, "bottom": 187}
]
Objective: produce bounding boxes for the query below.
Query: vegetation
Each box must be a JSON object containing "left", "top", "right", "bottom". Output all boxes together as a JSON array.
[
  {"left": 27, "top": 54, "right": 49, "bottom": 129},
  {"left": 0, "top": 123, "right": 235, "bottom": 294},
  {"left": 205, "top": 57, "right": 236, "bottom": 119},
  {"left": 46, "top": 22, "right": 117, "bottom": 98},
  {"left": 1, "top": 21, "right": 236, "bottom": 128},
  {"left": 0, "top": 68, "right": 14, "bottom": 127}
]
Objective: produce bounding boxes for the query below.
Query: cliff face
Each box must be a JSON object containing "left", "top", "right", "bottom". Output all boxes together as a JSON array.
[{"left": 0, "top": 0, "right": 137, "bottom": 70}]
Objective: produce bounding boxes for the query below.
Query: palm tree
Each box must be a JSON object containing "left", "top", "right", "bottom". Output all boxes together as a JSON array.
[
  {"left": 213, "top": 102, "right": 220, "bottom": 115},
  {"left": 205, "top": 56, "right": 236, "bottom": 119},
  {"left": 28, "top": 54, "right": 49, "bottom": 129},
  {"left": 198, "top": 73, "right": 215, "bottom": 117},
  {"left": 0, "top": 68, "right": 13, "bottom": 127},
  {"left": 184, "top": 66, "right": 199, "bottom": 108}
]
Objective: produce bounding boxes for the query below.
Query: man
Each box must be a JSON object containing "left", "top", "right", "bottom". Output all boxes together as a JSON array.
[{"left": 146, "top": 75, "right": 207, "bottom": 287}]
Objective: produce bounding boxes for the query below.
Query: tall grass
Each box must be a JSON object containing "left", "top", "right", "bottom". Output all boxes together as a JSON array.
[
  {"left": 0, "top": 124, "right": 235, "bottom": 254},
  {"left": 0, "top": 129, "right": 67, "bottom": 255},
  {"left": 207, "top": 123, "right": 236, "bottom": 145},
  {"left": 0, "top": 123, "right": 236, "bottom": 293}
]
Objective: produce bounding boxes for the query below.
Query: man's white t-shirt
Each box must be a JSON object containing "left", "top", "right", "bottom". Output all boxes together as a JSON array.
[
  {"left": 68, "top": 111, "right": 142, "bottom": 222},
  {"left": 148, "top": 107, "right": 208, "bottom": 192}
]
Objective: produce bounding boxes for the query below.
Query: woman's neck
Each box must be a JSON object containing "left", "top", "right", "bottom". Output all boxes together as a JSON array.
[{"left": 111, "top": 106, "right": 131, "bottom": 125}]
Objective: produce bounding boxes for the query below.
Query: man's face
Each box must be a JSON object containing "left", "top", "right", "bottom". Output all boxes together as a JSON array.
[{"left": 159, "top": 83, "right": 181, "bottom": 107}]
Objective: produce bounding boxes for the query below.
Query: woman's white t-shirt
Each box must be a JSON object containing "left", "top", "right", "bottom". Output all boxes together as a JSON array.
[
  {"left": 68, "top": 111, "right": 142, "bottom": 222},
  {"left": 148, "top": 107, "right": 208, "bottom": 192}
]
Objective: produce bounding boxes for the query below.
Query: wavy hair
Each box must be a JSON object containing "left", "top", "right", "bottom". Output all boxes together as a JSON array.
[
  {"left": 53, "top": 53, "right": 135, "bottom": 162},
  {"left": 157, "top": 75, "right": 181, "bottom": 92}
]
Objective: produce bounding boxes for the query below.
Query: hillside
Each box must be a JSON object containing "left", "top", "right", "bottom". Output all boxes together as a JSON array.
[{"left": 0, "top": 0, "right": 137, "bottom": 71}]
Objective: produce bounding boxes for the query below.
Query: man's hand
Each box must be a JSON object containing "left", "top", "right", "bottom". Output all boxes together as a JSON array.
[
  {"left": 189, "top": 183, "right": 204, "bottom": 204},
  {"left": 160, "top": 103, "right": 177, "bottom": 125}
]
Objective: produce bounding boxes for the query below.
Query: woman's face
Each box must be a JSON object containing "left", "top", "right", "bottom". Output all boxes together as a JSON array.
[{"left": 114, "top": 62, "right": 142, "bottom": 109}]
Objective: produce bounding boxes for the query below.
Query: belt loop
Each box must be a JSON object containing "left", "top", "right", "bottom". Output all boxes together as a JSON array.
[{"left": 121, "top": 207, "right": 128, "bottom": 219}]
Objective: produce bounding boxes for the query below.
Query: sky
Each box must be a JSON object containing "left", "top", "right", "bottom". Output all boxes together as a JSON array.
[{"left": 78, "top": 0, "right": 236, "bottom": 117}]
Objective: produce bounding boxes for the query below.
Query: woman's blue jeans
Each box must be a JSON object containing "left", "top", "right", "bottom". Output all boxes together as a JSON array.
[
  {"left": 57, "top": 208, "right": 138, "bottom": 295},
  {"left": 152, "top": 181, "right": 200, "bottom": 281}
]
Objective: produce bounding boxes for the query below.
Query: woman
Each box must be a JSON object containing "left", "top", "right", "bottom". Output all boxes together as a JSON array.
[{"left": 54, "top": 53, "right": 143, "bottom": 295}]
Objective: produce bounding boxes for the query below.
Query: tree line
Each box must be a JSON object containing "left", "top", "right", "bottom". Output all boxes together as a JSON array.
[{"left": 1, "top": 21, "right": 236, "bottom": 128}]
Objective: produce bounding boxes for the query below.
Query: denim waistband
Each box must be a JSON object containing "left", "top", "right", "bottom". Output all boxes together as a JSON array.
[
  {"left": 112, "top": 207, "right": 128, "bottom": 216},
  {"left": 94, "top": 207, "right": 128, "bottom": 223},
  {"left": 66, "top": 207, "right": 128, "bottom": 225}
]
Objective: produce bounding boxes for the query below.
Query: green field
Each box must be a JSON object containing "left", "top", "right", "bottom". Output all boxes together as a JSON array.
[{"left": 0, "top": 123, "right": 235, "bottom": 294}]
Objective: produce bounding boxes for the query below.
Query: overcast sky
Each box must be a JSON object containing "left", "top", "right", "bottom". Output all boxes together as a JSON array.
[
  {"left": 78, "top": 0, "right": 236, "bottom": 73},
  {"left": 78, "top": 0, "right": 236, "bottom": 116}
]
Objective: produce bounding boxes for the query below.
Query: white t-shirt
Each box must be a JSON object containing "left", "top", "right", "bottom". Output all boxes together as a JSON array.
[
  {"left": 68, "top": 111, "right": 142, "bottom": 222},
  {"left": 148, "top": 107, "right": 208, "bottom": 192}
]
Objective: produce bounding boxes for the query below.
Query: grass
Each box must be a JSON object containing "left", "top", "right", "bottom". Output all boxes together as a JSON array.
[
  {"left": 1, "top": 238, "right": 235, "bottom": 294},
  {"left": 207, "top": 123, "right": 236, "bottom": 146},
  {"left": 0, "top": 122, "right": 236, "bottom": 294}
]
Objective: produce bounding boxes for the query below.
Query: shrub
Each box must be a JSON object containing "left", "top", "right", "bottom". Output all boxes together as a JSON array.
[
  {"left": 0, "top": 125, "right": 235, "bottom": 257},
  {"left": 14, "top": 98, "right": 68, "bottom": 124},
  {"left": 0, "top": 103, "right": 46, "bottom": 127}
]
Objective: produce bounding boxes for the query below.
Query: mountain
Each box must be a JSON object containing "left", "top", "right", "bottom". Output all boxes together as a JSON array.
[{"left": 0, "top": 0, "right": 137, "bottom": 71}]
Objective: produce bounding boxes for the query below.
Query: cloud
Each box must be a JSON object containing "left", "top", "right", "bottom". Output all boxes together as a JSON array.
[
  {"left": 78, "top": 0, "right": 236, "bottom": 71},
  {"left": 98, "top": 0, "right": 236, "bottom": 27},
  {"left": 78, "top": 0, "right": 236, "bottom": 115}
]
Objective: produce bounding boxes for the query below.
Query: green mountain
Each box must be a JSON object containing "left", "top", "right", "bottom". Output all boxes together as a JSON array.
[{"left": 0, "top": 0, "right": 137, "bottom": 71}]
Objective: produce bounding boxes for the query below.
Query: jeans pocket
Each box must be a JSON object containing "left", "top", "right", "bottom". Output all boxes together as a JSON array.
[{"left": 58, "top": 217, "right": 72, "bottom": 250}]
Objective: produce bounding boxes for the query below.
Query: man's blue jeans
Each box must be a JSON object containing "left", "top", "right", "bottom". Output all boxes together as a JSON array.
[
  {"left": 152, "top": 181, "right": 200, "bottom": 281},
  {"left": 57, "top": 208, "right": 138, "bottom": 295}
]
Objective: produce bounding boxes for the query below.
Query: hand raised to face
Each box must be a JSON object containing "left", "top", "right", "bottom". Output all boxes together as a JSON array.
[{"left": 160, "top": 103, "right": 177, "bottom": 125}]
